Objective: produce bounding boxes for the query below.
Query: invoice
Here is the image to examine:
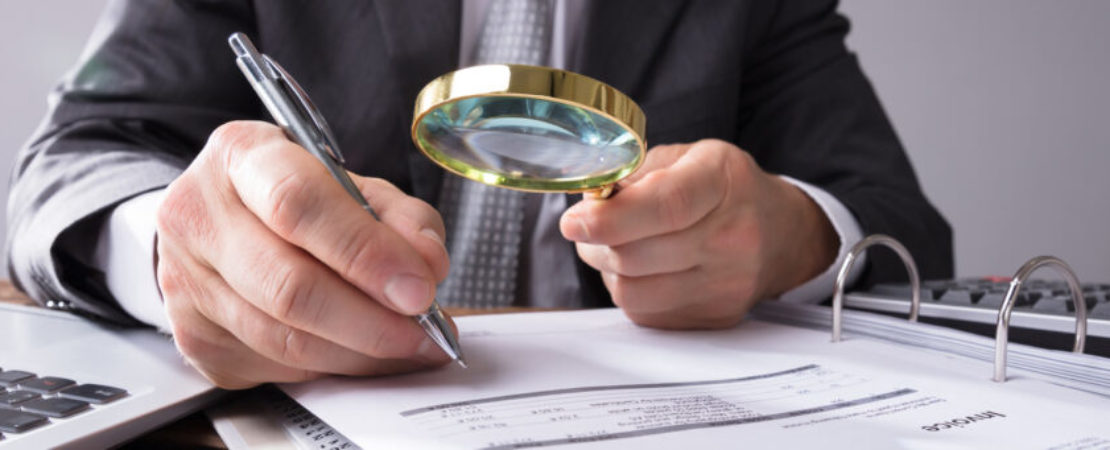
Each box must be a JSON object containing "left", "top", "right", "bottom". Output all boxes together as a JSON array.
[{"left": 283, "top": 309, "right": 1109, "bottom": 449}]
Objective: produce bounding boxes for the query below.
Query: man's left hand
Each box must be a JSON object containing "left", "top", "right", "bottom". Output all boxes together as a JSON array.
[{"left": 560, "top": 139, "right": 838, "bottom": 329}]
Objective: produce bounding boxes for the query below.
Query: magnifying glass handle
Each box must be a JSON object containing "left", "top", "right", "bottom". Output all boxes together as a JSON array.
[{"left": 584, "top": 184, "right": 616, "bottom": 200}]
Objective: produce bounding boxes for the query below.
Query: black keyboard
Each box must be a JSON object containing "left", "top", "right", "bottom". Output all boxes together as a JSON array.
[
  {"left": 0, "top": 368, "right": 127, "bottom": 440},
  {"left": 844, "top": 277, "right": 1110, "bottom": 357}
]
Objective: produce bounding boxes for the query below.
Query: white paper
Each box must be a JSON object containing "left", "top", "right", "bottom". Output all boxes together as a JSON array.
[{"left": 283, "top": 309, "right": 1110, "bottom": 449}]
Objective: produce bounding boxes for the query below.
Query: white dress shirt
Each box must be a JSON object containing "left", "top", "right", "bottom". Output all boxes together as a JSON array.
[{"left": 95, "top": 0, "right": 865, "bottom": 329}]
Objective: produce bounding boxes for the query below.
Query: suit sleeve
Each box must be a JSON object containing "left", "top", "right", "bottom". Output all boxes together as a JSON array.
[
  {"left": 5, "top": 0, "right": 259, "bottom": 324},
  {"left": 735, "top": 0, "right": 954, "bottom": 285}
]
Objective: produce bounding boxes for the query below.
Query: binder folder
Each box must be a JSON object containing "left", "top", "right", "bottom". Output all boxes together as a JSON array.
[{"left": 826, "top": 234, "right": 1092, "bottom": 383}]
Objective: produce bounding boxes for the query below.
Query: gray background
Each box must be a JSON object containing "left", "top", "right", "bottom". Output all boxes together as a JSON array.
[{"left": 1, "top": 1, "right": 1108, "bottom": 281}]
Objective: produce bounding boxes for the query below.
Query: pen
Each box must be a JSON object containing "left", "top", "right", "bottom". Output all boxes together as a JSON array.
[{"left": 227, "top": 32, "right": 466, "bottom": 368}]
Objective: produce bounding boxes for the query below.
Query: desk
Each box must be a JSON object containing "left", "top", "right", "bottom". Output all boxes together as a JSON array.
[{"left": 0, "top": 279, "right": 554, "bottom": 448}]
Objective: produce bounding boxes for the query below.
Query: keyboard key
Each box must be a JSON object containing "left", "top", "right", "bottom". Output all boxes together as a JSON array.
[
  {"left": 19, "top": 377, "right": 75, "bottom": 394},
  {"left": 1026, "top": 291, "right": 1045, "bottom": 303},
  {"left": 1033, "top": 295, "right": 1097, "bottom": 314},
  {"left": 0, "top": 371, "right": 34, "bottom": 388},
  {"left": 936, "top": 289, "right": 974, "bottom": 306},
  {"left": 1092, "top": 302, "right": 1110, "bottom": 320},
  {"left": 0, "top": 391, "right": 40, "bottom": 408},
  {"left": 977, "top": 292, "right": 1006, "bottom": 309},
  {"left": 1091, "top": 303, "right": 1110, "bottom": 320},
  {"left": 1032, "top": 296, "right": 1070, "bottom": 314},
  {"left": 0, "top": 409, "right": 48, "bottom": 433},
  {"left": 969, "top": 290, "right": 987, "bottom": 304},
  {"left": 60, "top": 384, "right": 128, "bottom": 405},
  {"left": 1016, "top": 293, "right": 1037, "bottom": 307},
  {"left": 921, "top": 280, "right": 958, "bottom": 300},
  {"left": 1084, "top": 295, "right": 1099, "bottom": 310},
  {"left": 20, "top": 397, "right": 89, "bottom": 418}
]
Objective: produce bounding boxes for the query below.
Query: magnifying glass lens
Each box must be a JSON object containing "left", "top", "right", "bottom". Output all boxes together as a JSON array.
[{"left": 415, "top": 96, "right": 640, "bottom": 192}]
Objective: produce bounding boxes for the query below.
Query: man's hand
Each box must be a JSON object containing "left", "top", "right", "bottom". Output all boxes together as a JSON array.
[
  {"left": 561, "top": 139, "right": 838, "bottom": 329},
  {"left": 156, "top": 121, "right": 452, "bottom": 389}
]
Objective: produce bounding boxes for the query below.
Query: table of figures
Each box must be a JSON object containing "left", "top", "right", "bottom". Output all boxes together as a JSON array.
[{"left": 400, "top": 364, "right": 915, "bottom": 449}]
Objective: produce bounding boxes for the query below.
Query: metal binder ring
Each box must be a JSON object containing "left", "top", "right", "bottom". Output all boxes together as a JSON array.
[
  {"left": 831, "top": 234, "right": 921, "bottom": 342},
  {"left": 993, "top": 256, "right": 1088, "bottom": 382}
]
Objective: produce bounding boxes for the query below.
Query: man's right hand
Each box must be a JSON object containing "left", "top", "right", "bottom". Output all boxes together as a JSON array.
[{"left": 155, "top": 121, "right": 452, "bottom": 389}]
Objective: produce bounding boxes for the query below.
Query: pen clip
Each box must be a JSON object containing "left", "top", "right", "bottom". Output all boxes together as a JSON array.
[{"left": 262, "top": 56, "right": 347, "bottom": 165}]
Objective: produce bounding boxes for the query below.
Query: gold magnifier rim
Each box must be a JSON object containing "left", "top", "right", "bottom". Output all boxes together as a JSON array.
[{"left": 411, "top": 64, "right": 647, "bottom": 194}]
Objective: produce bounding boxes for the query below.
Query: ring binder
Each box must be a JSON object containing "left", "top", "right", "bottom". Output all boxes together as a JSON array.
[
  {"left": 993, "top": 255, "right": 1088, "bottom": 382},
  {"left": 831, "top": 234, "right": 920, "bottom": 342}
]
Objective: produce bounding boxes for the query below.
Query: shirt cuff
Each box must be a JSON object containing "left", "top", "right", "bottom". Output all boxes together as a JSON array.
[
  {"left": 93, "top": 189, "right": 171, "bottom": 331},
  {"left": 775, "top": 176, "right": 866, "bottom": 303}
]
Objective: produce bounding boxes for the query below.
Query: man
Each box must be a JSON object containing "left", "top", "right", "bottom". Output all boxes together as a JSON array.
[{"left": 7, "top": 0, "right": 952, "bottom": 388}]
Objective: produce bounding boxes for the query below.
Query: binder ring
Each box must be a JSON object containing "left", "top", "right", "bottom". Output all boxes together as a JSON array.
[
  {"left": 831, "top": 234, "right": 921, "bottom": 342},
  {"left": 993, "top": 256, "right": 1088, "bottom": 382}
]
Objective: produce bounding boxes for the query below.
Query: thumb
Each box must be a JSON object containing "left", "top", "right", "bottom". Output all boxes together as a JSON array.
[{"left": 619, "top": 143, "right": 693, "bottom": 187}]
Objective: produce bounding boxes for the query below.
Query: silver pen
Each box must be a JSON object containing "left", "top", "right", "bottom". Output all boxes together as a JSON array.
[{"left": 227, "top": 32, "right": 466, "bottom": 368}]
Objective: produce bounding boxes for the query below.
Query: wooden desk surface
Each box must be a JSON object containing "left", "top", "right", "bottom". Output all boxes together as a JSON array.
[
  {"left": 0, "top": 279, "right": 556, "bottom": 448},
  {"left": 0, "top": 280, "right": 34, "bottom": 306}
]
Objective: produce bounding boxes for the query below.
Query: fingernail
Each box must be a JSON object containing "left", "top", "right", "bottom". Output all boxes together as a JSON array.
[
  {"left": 559, "top": 211, "right": 586, "bottom": 242},
  {"left": 384, "top": 274, "right": 432, "bottom": 313},
  {"left": 420, "top": 227, "right": 446, "bottom": 248},
  {"left": 572, "top": 214, "right": 591, "bottom": 241}
]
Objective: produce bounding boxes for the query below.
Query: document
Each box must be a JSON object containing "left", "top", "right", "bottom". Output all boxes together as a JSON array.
[{"left": 283, "top": 309, "right": 1109, "bottom": 449}]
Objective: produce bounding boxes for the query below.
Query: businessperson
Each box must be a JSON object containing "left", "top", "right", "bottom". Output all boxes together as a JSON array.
[{"left": 7, "top": 0, "right": 952, "bottom": 388}]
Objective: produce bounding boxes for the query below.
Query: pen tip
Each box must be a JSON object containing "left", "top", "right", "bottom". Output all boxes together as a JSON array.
[{"left": 456, "top": 358, "right": 469, "bottom": 369}]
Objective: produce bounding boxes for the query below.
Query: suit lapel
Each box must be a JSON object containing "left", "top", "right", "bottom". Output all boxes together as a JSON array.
[
  {"left": 574, "top": 0, "right": 690, "bottom": 98},
  {"left": 372, "top": 0, "right": 460, "bottom": 203}
]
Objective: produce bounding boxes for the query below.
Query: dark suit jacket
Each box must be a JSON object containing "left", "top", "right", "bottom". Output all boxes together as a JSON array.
[{"left": 6, "top": 0, "right": 953, "bottom": 325}]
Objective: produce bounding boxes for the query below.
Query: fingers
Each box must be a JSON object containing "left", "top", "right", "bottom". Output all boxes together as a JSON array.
[
  {"left": 158, "top": 219, "right": 442, "bottom": 388},
  {"left": 575, "top": 230, "right": 701, "bottom": 277},
  {"left": 159, "top": 243, "right": 322, "bottom": 389},
  {"left": 221, "top": 123, "right": 441, "bottom": 315},
  {"left": 156, "top": 120, "right": 456, "bottom": 388},
  {"left": 353, "top": 176, "right": 449, "bottom": 282},
  {"left": 561, "top": 140, "right": 730, "bottom": 246},
  {"left": 207, "top": 196, "right": 439, "bottom": 361},
  {"left": 615, "top": 143, "right": 690, "bottom": 185},
  {"left": 189, "top": 257, "right": 445, "bottom": 374},
  {"left": 559, "top": 139, "right": 773, "bottom": 330},
  {"left": 168, "top": 304, "right": 322, "bottom": 389},
  {"left": 168, "top": 275, "right": 432, "bottom": 388},
  {"left": 598, "top": 269, "right": 751, "bottom": 330}
]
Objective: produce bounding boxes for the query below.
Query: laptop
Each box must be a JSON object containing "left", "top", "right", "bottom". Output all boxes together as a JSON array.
[{"left": 0, "top": 302, "right": 222, "bottom": 449}]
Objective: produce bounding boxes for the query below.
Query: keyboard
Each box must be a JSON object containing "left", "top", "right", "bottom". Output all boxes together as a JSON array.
[
  {"left": 844, "top": 277, "right": 1110, "bottom": 357},
  {"left": 0, "top": 302, "right": 220, "bottom": 449},
  {"left": 0, "top": 369, "right": 127, "bottom": 439}
]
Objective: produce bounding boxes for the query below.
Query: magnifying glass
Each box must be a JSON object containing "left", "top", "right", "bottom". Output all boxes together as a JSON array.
[{"left": 411, "top": 64, "right": 646, "bottom": 198}]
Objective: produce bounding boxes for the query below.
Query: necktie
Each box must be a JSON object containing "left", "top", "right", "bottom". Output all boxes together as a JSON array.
[{"left": 437, "top": 0, "right": 551, "bottom": 308}]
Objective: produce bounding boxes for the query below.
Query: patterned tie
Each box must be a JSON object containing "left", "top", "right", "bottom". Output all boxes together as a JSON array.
[{"left": 437, "top": 0, "right": 551, "bottom": 308}]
